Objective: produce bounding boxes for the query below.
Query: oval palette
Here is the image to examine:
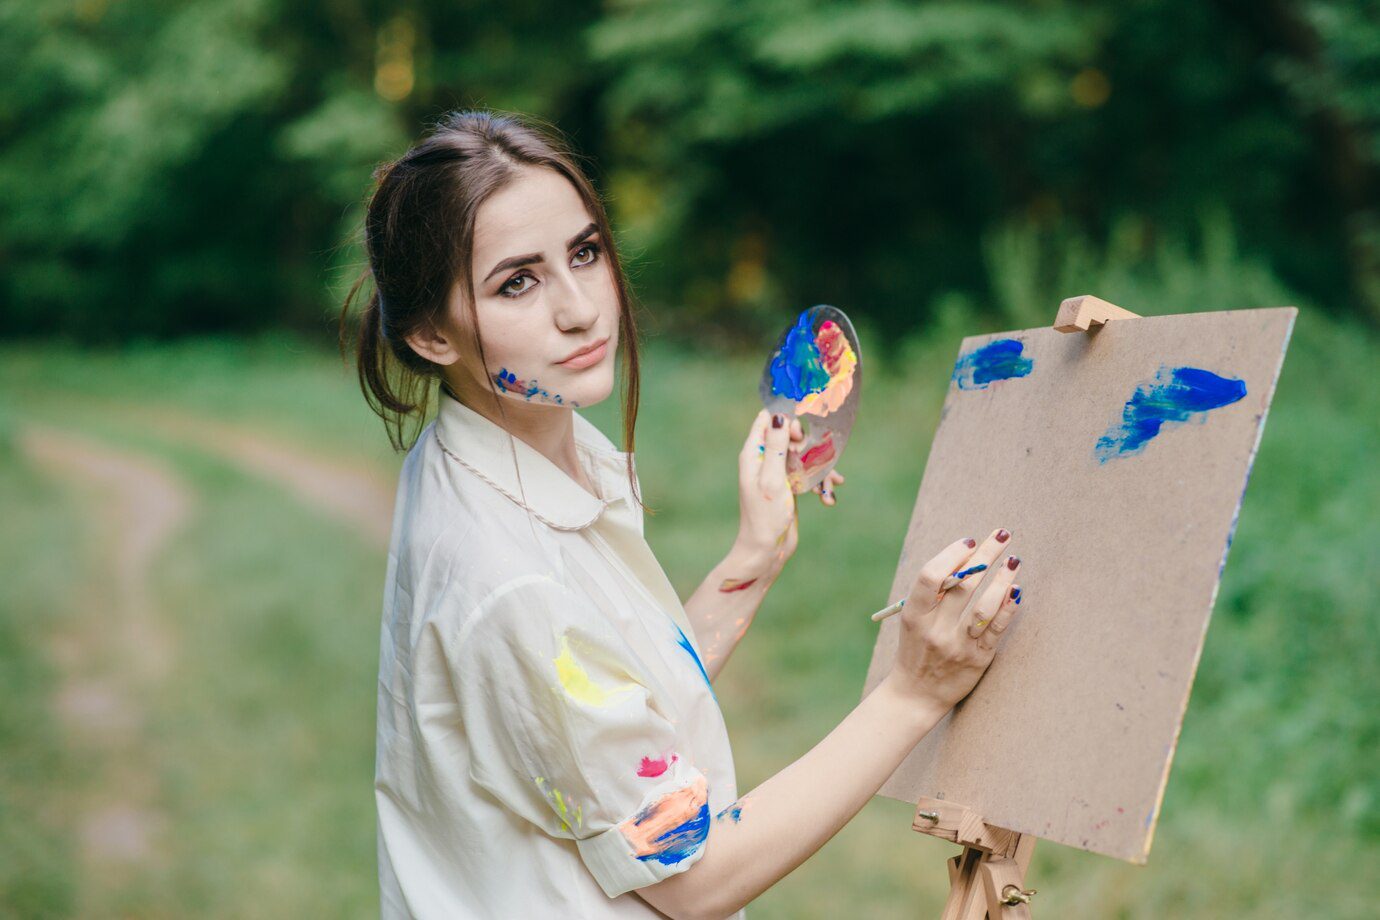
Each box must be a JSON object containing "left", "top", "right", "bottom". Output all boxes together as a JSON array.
[{"left": 757, "top": 304, "right": 863, "bottom": 494}]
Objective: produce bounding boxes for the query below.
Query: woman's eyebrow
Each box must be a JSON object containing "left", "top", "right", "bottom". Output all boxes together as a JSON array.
[{"left": 482, "top": 222, "right": 599, "bottom": 283}]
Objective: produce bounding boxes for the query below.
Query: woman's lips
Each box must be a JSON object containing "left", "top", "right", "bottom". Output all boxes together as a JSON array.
[{"left": 558, "top": 337, "right": 609, "bottom": 369}]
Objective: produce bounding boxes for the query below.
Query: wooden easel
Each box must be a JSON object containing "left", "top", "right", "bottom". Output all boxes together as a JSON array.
[{"left": 912, "top": 294, "right": 1140, "bottom": 919}]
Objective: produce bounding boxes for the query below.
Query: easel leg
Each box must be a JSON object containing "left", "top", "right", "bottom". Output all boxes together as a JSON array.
[{"left": 934, "top": 835, "right": 1037, "bottom": 919}]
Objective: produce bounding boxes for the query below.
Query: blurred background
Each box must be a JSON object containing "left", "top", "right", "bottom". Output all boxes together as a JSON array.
[{"left": 2, "top": 0, "right": 1377, "bottom": 916}]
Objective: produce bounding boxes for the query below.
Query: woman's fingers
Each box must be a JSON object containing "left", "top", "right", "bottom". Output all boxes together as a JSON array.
[
  {"left": 976, "top": 583, "right": 1023, "bottom": 651},
  {"left": 943, "top": 528, "right": 1011, "bottom": 598},
  {"left": 911, "top": 537, "right": 979, "bottom": 598},
  {"left": 757, "top": 412, "right": 794, "bottom": 490},
  {"left": 966, "top": 555, "right": 1022, "bottom": 639},
  {"left": 739, "top": 410, "right": 772, "bottom": 486},
  {"left": 813, "top": 469, "right": 844, "bottom": 505}
]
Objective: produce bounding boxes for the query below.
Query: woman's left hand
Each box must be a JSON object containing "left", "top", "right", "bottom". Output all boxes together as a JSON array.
[{"left": 733, "top": 410, "right": 845, "bottom": 569}]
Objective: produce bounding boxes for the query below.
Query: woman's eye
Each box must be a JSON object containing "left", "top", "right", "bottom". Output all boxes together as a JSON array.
[
  {"left": 499, "top": 273, "right": 535, "bottom": 297},
  {"left": 573, "top": 242, "right": 601, "bottom": 267}
]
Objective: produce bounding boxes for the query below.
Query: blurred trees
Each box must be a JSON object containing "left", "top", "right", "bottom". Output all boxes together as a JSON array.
[{"left": 0, "top": 0, "right": 1375, "bottom": 343}]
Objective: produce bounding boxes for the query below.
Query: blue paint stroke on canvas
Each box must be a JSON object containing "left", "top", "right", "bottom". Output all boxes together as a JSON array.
[
  {"left": 769, "top": 311, "right": 830, "bottom": 399},
  {"left": 1095, "top": 366, "right": 1247, "bottom": 463},
  {"left": 673, "top": 621, "right": 716, "bottom": 700},
  {"left": 635, "top": 802, "right": 711, "bottom": 865},
  {"left": 952, "top": 339, "right": 1034, "bottom": 390}
]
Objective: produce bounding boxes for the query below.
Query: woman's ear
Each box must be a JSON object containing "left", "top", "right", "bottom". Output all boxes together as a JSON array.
[{"left": 403, "top": 318, "right": 462, "bottom": 367}]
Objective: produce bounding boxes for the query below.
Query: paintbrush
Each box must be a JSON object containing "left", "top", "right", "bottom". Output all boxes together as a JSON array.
[{"left": 868, "top": 563, "right": 990, "bottom": 622}]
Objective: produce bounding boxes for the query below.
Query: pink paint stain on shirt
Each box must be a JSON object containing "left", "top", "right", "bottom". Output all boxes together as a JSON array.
[{"left": 636, "top": 752, "right": 679, "bottom": 778}]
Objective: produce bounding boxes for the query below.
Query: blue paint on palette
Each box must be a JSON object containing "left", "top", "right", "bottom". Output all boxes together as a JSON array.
[
  {"left": 1095, "top": 366, "right": 1247, "bottom": 463},
  {"left": 635, "top": 802, "right": 711, "bottom": 865},
  {"left": 769, "top": 311, "right": 831, "bottom": 399},
  {"left": 952, "top": 339, "right": 1034, "bottom": 390},
  {"left": 673, "top": 621, "right": 716, "bottom": 700}
]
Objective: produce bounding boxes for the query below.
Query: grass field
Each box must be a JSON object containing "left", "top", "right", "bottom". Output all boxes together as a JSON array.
[{"left": 1, "top": 303, "right": 1376, "bottom": 917}]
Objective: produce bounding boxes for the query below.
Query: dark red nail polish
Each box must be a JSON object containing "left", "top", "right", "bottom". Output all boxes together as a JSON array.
[
  {"left": 963, "top": 538, "right": 977, "bottom": 548},
  {"left": 1007, "top": 555, "right": 1021, "bottom": 570},
  {"left": 995, "top": 529, "right": 1010, "bottom": 543},
  {"left": 772, "top": 414, "right": 784, "bottom": 428}
]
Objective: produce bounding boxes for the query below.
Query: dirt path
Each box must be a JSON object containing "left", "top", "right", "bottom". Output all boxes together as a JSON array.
[
  {"left": 110, "top": 405, "right": 396, "bottom": 548},
  {"left": 19, "top": 425, "right": 195, "bottom": 910}
]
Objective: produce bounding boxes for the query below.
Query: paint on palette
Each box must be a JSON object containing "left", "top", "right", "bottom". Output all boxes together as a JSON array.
[
  {"left": 553, "top": 634, "right": 638, "bottom": 708},
  {"left": 785, "top": 429, "right": 837, "bottom": 493},
  {"left": 717, "top": 576, "right": 758, "bottom": 593},
  {"left": 768, "top": 312, "right": 858, "bottom": 417},
  {"left": 619, "top": 776, "right": 710, "bottom": 865},
  {"left": 951, "top": 339, "right": 1034, "bottom": 391},
  {"left": 1095, "top": 366, "right": 1247, "bottom": 462},
  {"left": 637, "top": 752, "right": 679, "bottom": 778},
  {"left": 672, "top": 621, "right": 716, "bottom": 700},
  {"left": 534, "top": 776, "right": 583, "bottom": 833},
  {"left": 493, "top": 367, "right": 579, "bottom": 407}
]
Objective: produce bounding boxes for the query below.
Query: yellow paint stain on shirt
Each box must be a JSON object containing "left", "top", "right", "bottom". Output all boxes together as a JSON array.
[
  {"left": 553, "top": 634, "right": 638, "bottom": 708},
  {"left": 535, "top": 776, "right": 583, "bottom": 832}
]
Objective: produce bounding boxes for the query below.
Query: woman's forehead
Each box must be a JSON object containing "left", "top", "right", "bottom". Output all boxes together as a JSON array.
[{"left": 472, "top": 168, "right": 593, "bottom": 260}]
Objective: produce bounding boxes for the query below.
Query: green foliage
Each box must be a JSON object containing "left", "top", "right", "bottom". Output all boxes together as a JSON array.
[{"left": 0, "top": 0, "right": 1376, "bottom": 344}]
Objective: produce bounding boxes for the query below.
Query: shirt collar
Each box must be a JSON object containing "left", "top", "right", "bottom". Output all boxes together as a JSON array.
[{"left": 433, "top": 391, "right": 634, "bottom": 531}]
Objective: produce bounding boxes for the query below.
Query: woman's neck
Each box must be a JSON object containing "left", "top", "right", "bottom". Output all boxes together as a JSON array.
[{"left": 441, "top": 380, "right": 596, "bottom": 497}]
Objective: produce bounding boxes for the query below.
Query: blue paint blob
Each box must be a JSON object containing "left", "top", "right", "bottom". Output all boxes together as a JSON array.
[
  {"left": 769, "top": 311, "right": 831, "bottom": 399},
  {"left": 952, "top": 563, "right": 988, "bottom": 580},
  {"left": 952, "top": 339, "right": 1034, "bottom": 390},
  {"left": 635, "top": 802, "right": 711, "bottom": 865},
  {"left": 1011, "top": 586, "right": 1022, "bottom": 605},
  {"left": 673, "top": 622, "right": 716, "bottom": 700},
  {"left": 715, "top": 802, "right": 744, "bottom": 823},
  {"left": 1095, "top": 366, "right": 1247, "bottom": 463}
]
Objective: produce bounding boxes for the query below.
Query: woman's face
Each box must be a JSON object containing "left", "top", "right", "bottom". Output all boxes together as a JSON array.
[{"left": 436, "top": 165, "right": 620, "bottom": 412}]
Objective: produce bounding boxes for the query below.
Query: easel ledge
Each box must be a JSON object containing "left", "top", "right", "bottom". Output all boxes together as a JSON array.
[{"left": 912, "top": 294, "right": 1139, "bottom": 919}]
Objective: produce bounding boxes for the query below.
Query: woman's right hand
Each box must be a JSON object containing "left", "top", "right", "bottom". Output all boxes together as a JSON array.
[{"left": 882, "top": 529, "right": 1025, "bottom": 713}]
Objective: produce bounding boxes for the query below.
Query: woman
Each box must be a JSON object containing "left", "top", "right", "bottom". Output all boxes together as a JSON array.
[{"left": 343, "top": 110, "right": 1026, "bottom": 919}]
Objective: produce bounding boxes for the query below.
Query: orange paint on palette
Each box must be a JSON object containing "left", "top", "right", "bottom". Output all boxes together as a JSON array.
[{"left": 619, "top": 776, "right": 710, "bottom": 864}]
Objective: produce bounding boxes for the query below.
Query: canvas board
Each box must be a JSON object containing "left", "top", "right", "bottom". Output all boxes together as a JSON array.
[{"left": 861, "top": 307, "right": 1297, "bottom": 864}]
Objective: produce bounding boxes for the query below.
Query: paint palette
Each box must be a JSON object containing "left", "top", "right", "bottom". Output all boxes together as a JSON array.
[{"left": 758, "top": 304, "right": 863, "bottom": 494}]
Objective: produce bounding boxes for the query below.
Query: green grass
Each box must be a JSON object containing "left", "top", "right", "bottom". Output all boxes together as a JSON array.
[{"left": 0, "top": 300, "right": 1376, "bottom": 917}]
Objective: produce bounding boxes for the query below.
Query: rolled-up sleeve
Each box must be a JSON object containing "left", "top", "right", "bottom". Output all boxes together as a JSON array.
[{"left": 445, "top": 573, "right": 711, "bottom": 898}]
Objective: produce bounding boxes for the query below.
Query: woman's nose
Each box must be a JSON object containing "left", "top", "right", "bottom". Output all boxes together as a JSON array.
[{"left": 550, "top": 270, "right": 601, "bottom": 330}]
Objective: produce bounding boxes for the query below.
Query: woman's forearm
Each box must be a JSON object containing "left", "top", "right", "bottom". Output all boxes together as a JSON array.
[
  {"left": 637, "top": 675, "right": 945, "bottom": 920},
  {"left": 681, "top": 538, "right": 787, "bottom": 681}
]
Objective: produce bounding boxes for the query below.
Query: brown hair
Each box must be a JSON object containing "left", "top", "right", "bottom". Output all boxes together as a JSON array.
[{"left": 338, "top": 109, "right": 649, "bottom": 513}]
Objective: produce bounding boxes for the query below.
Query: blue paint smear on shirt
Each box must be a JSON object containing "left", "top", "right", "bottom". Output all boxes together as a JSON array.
[
  {"left": 769, "top": 311, "right": 831, "bottom": 400},
  {"left": 951, "top": 339, "right": 1034, "bottom": 390},
  {"left": 636, "top": 802, "right": 711, "bottom": 865},
  {"left": 673, "top": 622, "right": 716, "bottom": 701},
  {"left": 1095, "top": 366, "right": 1247, "bottom": 463}
]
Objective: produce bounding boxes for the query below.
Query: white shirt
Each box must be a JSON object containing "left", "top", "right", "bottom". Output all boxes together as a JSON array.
[{"left": 374, "top": 390, "right": 744, "bottom": 919}]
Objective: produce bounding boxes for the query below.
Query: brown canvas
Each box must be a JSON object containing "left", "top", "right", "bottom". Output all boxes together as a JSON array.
[{"left": 862, "top": 307, "right": 1297, "bottom": 864}]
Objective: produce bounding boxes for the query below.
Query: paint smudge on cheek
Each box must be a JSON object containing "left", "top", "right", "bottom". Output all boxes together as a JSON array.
[
  {"left": 636, "top": 752, "right": 679, "bottom": 778},
  {"left": 1095, "top": 365, "right": 1247, "bottom": 462},
  {"left": 534, "top": 776, "right": 583, "bottom": 832},
  {"left": 619, "top": 776, "right": 710, "bottom": 865},
  {"left": 493, "top": 367, "right": 580, "bottom": 408},
  {"left": 951, "top": 339, "right": 1034, "bottom": 390},
  {"left": 553, "top": 634, "right": 638, "bottom": 707}
]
